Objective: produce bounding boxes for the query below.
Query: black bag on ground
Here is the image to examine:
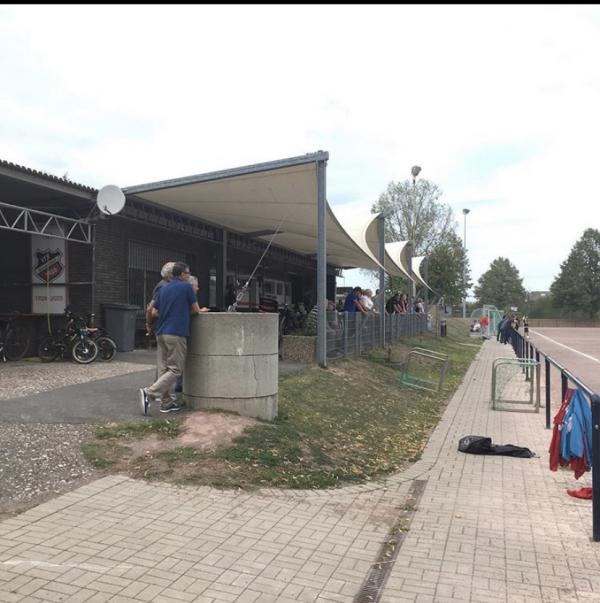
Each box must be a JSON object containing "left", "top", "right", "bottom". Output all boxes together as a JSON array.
[{"left": 458, "top": 435, "right": 536, "bottom": 458}]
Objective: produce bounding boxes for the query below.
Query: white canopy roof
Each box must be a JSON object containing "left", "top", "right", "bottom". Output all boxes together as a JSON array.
[
  {"left": 412, "top": 256, "right": 432, "bottom": 291},
  {"left": 124, "top": 152, "right": 382, "bottom": 270},
  {"left": 384, "top": 241, "right": 412, "bottom": 279},
  {"left": 333, "top": 210, "right": 385, "bottom": 272}
]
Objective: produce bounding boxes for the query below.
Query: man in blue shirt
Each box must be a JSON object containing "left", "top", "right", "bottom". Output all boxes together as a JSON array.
[
  {"left": 139, "top": 262, "right": 208, "bottom": 414},
  {"left": 343, "top": 287, "right": 368, "bottom": 314}
]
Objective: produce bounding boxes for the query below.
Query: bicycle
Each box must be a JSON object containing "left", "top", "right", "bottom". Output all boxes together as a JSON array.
[
  {"left": 0, "top": 312, "right": 30, "bottom": 362},
  {"left": 37, "top": 308, "right": 99, "bottom": 364},
  {"left": 84, "top": 312, "right": 118, "bottom": 362}
]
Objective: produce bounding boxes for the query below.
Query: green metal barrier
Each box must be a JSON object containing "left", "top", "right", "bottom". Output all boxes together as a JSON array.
[
  {"left": 399, "top": 347, "right": 449, "bottom": 394},
  {"left": 491, "top": 357, "right": 540, "bottom": 412}
]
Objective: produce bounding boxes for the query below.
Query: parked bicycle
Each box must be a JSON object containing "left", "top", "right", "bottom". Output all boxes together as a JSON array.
[
  {"left": 84, "top": 312, "right": 117, "bottom": 361},
  {"left": 38, "top": 307, "right": 100, "bottom": 364},
  {"left": 0, "top": 312, "right": 30, "bottom": 362}
]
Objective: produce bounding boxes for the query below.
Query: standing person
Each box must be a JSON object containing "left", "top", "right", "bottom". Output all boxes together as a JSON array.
[
  {"left": 145, "top": 261, "right": 175, "bottom": 336},
  {"left": 343, "top": 286, "right": 368, "bottom": 315},
  {"left": 360, "top": 289, "right": 378, "bottom": 314},
  {"left": 523, "top": 315, "right": 530, "bottom": 338},
  {"left": 398, "top": 293, "right": 409, "bottom": 314},
  {"left": 481, "top": 313, "right": 490, "bottom": 338},
  {"left": 386, "top": 292, "right": 401, "bottom": 314},
  {"left": 139, "top": 262, "right": 208, "bottom": 415}
]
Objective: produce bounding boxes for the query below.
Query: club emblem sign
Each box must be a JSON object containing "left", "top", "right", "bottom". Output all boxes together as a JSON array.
[
  {"left": 31, "top": 232, "right": 68, "bottom": 314},
  {"left": 34, "top": 249, "right": 64, "bottom": 283}
]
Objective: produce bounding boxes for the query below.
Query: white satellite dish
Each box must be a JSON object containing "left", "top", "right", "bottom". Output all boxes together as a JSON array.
[{"left": 96, "top": 185, "right": 125, "bottom": 216}]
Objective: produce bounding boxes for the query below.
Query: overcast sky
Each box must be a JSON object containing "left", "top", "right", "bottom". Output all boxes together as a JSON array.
[{"left": 2, "top": 5, "right": 598, "bottom": 295}]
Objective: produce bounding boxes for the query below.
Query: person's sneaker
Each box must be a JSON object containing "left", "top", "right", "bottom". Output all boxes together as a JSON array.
[
  {"left": 159, "top": 401, "right": 181, "bottom": 413},
  {"left": 139, "top": 388, "right": 150, "bottom": 416}
]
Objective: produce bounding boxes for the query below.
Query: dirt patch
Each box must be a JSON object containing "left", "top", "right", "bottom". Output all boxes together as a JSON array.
[{"left": 128, "top": 411, "right": 259, "bottom": 457}]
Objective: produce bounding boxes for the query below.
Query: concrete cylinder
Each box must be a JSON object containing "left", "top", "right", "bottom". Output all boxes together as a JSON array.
[{"left": 184, "top": 313, "right": 278, "bottom": 421}]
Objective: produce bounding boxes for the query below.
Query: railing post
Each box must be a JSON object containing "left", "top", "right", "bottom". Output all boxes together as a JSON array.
[
  {"left": 592, "top": 395, "right": 600, "bottom": 541},
  {"left": 545, "top": 356, "right": 551, "bottom": 429},
  {"left": 356, "top": 312, "right": 362, "bottom": 355},
  {"left": 561, "top": 372, "right": 568, "bottom": 405},
  {"left": 535, "top": 349, "right": 541, "bottom": 411}
]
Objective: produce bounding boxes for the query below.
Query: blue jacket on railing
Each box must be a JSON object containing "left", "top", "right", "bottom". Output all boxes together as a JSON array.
[{"left": 560, "top": 388, "right": 592, "bottom": 467}]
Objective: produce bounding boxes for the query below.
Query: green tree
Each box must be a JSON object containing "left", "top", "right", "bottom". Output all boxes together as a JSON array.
[
  {"left": 371, "top": 178, "right": 456, "bottom": 296},
  {"left": 474, "top": 257, "right": 526, "bottom": 311},
  {"left": 427, "top": 230, "right": 471, "bottom": 305},
  {"left": 550, "top": 228, "right": 600, "bottom": 319}
]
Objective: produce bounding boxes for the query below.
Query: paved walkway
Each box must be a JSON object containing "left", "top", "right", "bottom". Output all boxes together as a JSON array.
[{"left": 0, "top": 340, "right": 597, "bottom": 602}]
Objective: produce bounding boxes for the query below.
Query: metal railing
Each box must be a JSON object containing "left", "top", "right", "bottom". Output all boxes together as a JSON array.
[
  {"left": 326, "top": 312, "right": 428, "bottom": 360},
  {"left": 510, "top": 329, "right": 600, "bottom": 541}
]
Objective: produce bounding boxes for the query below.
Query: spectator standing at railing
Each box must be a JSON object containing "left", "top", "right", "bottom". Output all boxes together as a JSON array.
[
  {"left": 305, "top": 300, "right": 337, "bottom": 335},
  {"left": 523, "top": 315, "right": 530, "bottom": 338},
  {"left": 398, "top": 293, "right": 409, "bottom": 314},
  {"left": 414, "top": 297, "right": 425, "bottom": 315},
  {"left": 343, "top": 286, "right": 368, "bottom": 315},
  {"left": 360, "top": 289, "right": 379, "bottom": 314},
  {"left": 385, "top": 292, "right": 401, "bottom": 314}
]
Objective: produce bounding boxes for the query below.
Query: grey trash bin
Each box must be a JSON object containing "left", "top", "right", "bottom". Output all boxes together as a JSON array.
[{"left": 103, "top": 303, "right": 140, "bottom": 352}]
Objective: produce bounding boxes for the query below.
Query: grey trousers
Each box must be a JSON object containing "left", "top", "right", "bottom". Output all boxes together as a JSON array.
[{"left": 146, "top": 334, "right": 187, "bottom": 404}]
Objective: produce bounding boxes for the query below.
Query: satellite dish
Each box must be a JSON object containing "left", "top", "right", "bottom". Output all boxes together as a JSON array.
[{"left": 96, "top": 185, "right": 125, "bottom": 216}]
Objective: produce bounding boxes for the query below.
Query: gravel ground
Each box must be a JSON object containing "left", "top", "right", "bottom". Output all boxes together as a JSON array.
[
  {"left": 0, "top": 358, "right": 153, "bottom": 400},
  {"left": 0, "top": 423, "right": 98, "bottom": 517},
  {"left": 0, "top": 356, "right": 156, "bottom": 516}
]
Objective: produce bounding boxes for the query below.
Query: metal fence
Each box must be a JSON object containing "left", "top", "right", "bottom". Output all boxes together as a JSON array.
[
  {"left": 326, "top": 312, "right": 428, "bottom": 360},
  {"left": 510, "top": 329, "right": 600, "bottom": 541}
]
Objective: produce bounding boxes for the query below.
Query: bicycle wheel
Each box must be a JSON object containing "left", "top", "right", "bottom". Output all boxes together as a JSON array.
[
  {"left": 38, "top": 336, "right": 61, "bottom": 362},
  {"left": 72, "top": 338, "right": 98, "bottom": 364},
  {"left": 4, "top": 328, "right": 30, "bottom": 361},
  {"left": 95, "top": 336, "right": 117, "bottom": 361}
]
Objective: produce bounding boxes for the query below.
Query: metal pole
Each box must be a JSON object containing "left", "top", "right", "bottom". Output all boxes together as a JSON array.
[
  {"left": 561, "top": 372, "right": 568, "bottom": 405},
  {"left": 545, "top": 357, "right": 551, "bottom": 429},
  {"left": 407, "top": 241, "right": 413, "bottom": 317},
  {"left": 592, "top": 395, "right": 600, "bottom": 541},
  {"left": 221, "top": 230, "right": 228, "bottom": 309},
  {"left": 462, "top": 211, "right": 467, "bottom": 319},
  {"left": 316, "top": 158, "right": 327, "bottom": 368},
  {"left": 423, "top": 256, "right": 429, "bottom": 316},
  {"left": 378, "top": 214, "right": 386, "bottom": 348}
]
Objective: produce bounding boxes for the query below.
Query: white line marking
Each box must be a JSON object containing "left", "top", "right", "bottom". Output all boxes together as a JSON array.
[{"left": 530, "top": 330, "right": 600, "bottom": 364}]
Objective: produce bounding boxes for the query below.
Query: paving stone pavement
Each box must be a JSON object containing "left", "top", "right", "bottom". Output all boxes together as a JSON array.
[{"left": 0, "top": 340, "right": 597, "bottom": 602}]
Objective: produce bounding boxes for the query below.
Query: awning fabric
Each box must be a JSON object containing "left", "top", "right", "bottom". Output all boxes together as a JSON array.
[
  {"left": 384, "top": 241, "right": 412, "bottom": 279},
  {"left": 412, "top": 256, "right": 433, "bottom": 291},
  {"left": 124, "top": 153, "right": 382, "bottom": 270},
  {"left": 333, "top": 211, "right": 385, "bottom": 272}
]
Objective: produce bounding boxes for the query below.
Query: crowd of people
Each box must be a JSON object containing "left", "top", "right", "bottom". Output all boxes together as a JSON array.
[{"left": 337, "top": 287, "right": 427, "bottom": 317}]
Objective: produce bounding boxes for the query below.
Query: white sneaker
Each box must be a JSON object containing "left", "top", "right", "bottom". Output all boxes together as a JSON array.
[{"left": 139, "top": 388, "right": 150, "bottom": 416}]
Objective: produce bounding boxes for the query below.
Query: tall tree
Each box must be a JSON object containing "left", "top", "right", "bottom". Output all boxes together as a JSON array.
[
  {"left": 550, "top": 228, "right": 600, "bottom": 319},
  {"left": 427, "top": 230, "right": 471, "bottom": 305},
  {"left": 474, "top": 257, "right": 526, "bottom": 311},
  {"left": 371, "top": 178, "right": 455, "bottom": 255}
]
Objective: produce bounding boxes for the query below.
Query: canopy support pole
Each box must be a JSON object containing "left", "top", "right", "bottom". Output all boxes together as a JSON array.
[
  {"left": 317, "top": 158, "right": 327, "bottom": 368},
  {"left": 378, "top": 214, "right": 386, "bottom": 347}
]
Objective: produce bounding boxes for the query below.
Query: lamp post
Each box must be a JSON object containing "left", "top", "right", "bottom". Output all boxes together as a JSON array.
[
  {"left": 462, "top": 208, "right": 470, "bottom": 319},
  {"left": 407, "top": 166, "right": 421, "bottom": 314}
]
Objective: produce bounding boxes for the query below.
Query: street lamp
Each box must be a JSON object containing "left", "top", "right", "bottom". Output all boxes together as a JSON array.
[
  {"left": 407, "top": 166, "right": 421, "bottom": 314},
  {"left": 462, "top": 208, "right": 470, "bottom": 319},
  {"left": 411, "top": 165, "right": 421, "bottom": 186}
]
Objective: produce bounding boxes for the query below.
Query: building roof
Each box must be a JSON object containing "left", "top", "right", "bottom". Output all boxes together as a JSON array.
[{"left": 0, "top": 158, "right": 96, "bottom": 194}]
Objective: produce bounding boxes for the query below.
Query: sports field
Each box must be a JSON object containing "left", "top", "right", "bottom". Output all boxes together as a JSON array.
[{"left": 528, "top": 327, "right": 600, "bottom": 396}]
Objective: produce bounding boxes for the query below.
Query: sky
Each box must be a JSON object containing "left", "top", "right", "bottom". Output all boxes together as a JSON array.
[{"left": 1, "top": 4, "right": 599, "bottom": 297}]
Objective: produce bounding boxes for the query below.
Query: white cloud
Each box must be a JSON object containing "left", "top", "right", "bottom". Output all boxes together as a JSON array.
[{"left": 1, "top": 5, "right": 599, "bottom": 292}]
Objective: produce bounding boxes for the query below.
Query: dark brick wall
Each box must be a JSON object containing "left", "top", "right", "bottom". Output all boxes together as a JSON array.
[{"left": 0, "top": 230, "right": 31, "bottom": 313}]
